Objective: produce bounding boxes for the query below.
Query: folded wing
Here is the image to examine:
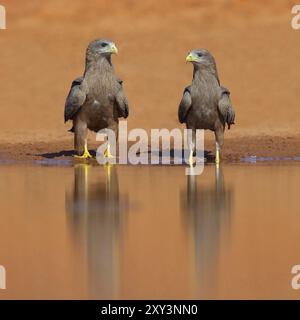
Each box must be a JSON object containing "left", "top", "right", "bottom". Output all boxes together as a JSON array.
[
  {"left": 218, "top": 86, "right": 235, "bottom": 129},
  {"left": 115, "top": 79, "right": 129, "bottom": 118},
  {"left": 178, "top": 86, "right": 192, "bottom": 124},
  {"left": 64, "top": 77, "right": 88, "bottom": 122}
]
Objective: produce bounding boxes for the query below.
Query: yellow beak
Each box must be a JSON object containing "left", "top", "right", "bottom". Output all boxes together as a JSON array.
[
  {"left": 186, "top": 52, "right": 196, "bottom": 62},
  {"left": 110, "top": 43, "right": 118, "bottom": 54}
]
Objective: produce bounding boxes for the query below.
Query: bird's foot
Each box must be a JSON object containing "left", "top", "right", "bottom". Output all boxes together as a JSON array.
[
  {"left": 188, "top": 149, "right": 194, "bottom": 166},
  {"left": 74, "top": 146, "right": 93, "bottom": 159},
  {"left": 104, "top": 145, "right": 114, "bottom": 158},
  {"left": 74, "top": 150, "right": 93, "bottom": 159}
]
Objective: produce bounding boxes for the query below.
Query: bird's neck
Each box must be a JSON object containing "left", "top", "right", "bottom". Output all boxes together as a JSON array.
[
  {"left": 193, "top": 65, "right": 219, "bottom": 85},
  {"left": 84, "top": 55, "right": 113, "bottom": 77}
]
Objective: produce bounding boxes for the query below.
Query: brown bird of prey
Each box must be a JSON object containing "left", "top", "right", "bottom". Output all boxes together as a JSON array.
[
  {"left": 178, "top": 49, "right": 235, "bottom": 165},
  {"left": 64, "top": 39, "right": 129, "bottom": 159}
]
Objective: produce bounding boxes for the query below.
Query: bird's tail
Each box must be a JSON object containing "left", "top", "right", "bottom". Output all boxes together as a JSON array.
[{"left": 226, "top": 109, "right": 235, "bottom": 129}]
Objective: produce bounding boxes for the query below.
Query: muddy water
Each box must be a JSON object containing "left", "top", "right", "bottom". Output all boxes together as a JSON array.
[{"left": 0, "top": 163, "right": 299, "bottom": 299}]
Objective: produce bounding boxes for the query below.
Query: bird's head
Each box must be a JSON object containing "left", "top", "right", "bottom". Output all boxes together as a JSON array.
[
  {"left": 86, "top": 39, "right": 118, "bottom": 60},
  {"left": 186, "top": 49, "right": 216, "bottom": 69}
]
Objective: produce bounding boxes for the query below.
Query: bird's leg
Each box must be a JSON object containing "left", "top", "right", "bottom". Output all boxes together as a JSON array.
[
  {"left": 104, "top": 125, "right": 117, "bottom": 159},
  {"left": 74, "top": 121, "right": 92, "bottom": 159},
  {"left": 214, "top": 128, "right": 224, "bottom": 166},
  {"left": 215, "top": 142, "right": 220, "bottom": 165},
  {"left": 74, "top": 140, "right": 93, "bottom": 159},
  {"left": 104, "top": 142, "right": 114, "bottom": 158},
  {"left": 188, "top": 128, "right": 196, "bottom": 166},
  {"left": 188, "top": 147, "right": 194, "bottom": 167}
]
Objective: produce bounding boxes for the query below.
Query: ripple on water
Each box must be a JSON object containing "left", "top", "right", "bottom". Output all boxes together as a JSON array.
[
  {"left": 34, "top": 159, "right": 72, "bottom": 166},
  {"left": 240, "top": 155, "right": 300, "bottom": 163}
]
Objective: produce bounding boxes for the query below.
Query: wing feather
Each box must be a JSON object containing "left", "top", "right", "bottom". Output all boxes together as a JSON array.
[
  {"left": 115, "top": 79, "right": 129, "bottom": 118},
  {"left": 178, "top": 86, "right": 192, "bottom": 124},
  {"left": 218, "top": 86, "right": 235, "bottom": 129},
  {"left": 64, "top": 77, "right": 88, "bottom": 122}
]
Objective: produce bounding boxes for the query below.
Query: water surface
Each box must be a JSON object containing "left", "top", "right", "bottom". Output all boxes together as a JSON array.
[{"left": 0, "top": 163, "right": 299, "bottom": 299}]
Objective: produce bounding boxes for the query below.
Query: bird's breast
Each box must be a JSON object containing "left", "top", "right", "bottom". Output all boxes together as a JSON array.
[
  {"left": 92, "top": 99, "right": 101, "bottom": 107},
  {"left": 80, "top": 95, "right": 117, "bottom": 132},
  {"left": 188, "top": 92, "right": 219, "bottom": 130}
]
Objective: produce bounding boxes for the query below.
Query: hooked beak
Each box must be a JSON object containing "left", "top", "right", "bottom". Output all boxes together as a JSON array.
[
  {"left": 186, "top": 52, "right": 197, "bottom": 62},
  {"left": 109, "top": 43, "right": 118, "bottom": 54}
]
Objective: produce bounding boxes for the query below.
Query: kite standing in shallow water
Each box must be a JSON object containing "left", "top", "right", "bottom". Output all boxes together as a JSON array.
[
  {"left": 64, "top": 39, "right": 129, "bottom": 159},
  {"left": 178, "top": 49, "right": 235, "bottom": 165}
]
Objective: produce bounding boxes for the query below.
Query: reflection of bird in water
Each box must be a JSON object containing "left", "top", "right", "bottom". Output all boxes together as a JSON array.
[
  {"left": 181, "top": 166, "right": 233, "bottom": 298},
  {"left": 66, "top": 164, "right": 128, "bottom": 299}
]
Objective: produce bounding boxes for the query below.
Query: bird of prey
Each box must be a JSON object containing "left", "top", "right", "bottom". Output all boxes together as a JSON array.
[
  {"left": 64, "top": 39, "right": 129, "bottom": 159},
  {"left": 178, "top": 49, "right": 235, "bottom": 165}
]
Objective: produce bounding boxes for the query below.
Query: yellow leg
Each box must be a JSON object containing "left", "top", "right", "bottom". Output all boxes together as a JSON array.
[
  {"left": 188, "top": 148, "right": 194, "bottom": 166},
  {"left": 215, "top": 149, "right": 220, "bottom": 165},
  {"left": 104, "top": 143, "right": 114, "bottom": 158},
  {"left": 74, "top": 142, "right": 93, "bottom": 159}
]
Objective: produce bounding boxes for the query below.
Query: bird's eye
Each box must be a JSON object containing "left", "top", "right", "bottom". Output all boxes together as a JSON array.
[
  {"left": 101, "top": 43, "right": 107, "bottom": 47},
  {"left": 197, "top": 53, "right": 203, "bottom": 57}
]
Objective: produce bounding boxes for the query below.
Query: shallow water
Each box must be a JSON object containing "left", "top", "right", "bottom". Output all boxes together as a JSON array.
[{"left": 0, "top": 163, "right": 299, "bottom": 299}]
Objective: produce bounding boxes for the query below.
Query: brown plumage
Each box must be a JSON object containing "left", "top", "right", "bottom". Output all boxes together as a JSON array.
[
  {"left": 178, "top": 49, "right": 235, "bottom": 164},
  {"left": 64, "top": 39, "right": 129, "bottom": 157}
]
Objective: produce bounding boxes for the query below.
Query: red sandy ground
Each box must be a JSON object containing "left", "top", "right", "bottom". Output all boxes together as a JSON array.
[{"left": 0, "top": 0, "right": 299, "bottom": 162}]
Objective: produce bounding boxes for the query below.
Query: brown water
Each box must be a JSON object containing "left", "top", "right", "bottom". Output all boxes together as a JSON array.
[{"left": 0, "top": 163, "right": 299, "bottom": 299}]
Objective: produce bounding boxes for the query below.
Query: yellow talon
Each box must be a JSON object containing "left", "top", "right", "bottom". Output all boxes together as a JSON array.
[
  {"left": 74, "top": 143, "right": 93, "bottom": 159},
  {"left": 104, "top": 143, "right": 114, "bottom": 158},
  {"left": 188, "top": 149, "right": 194, "bottom": 167}
]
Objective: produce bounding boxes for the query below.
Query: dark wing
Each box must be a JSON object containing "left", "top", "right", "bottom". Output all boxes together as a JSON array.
[
  {"left": 218, "top": 86, "right": 235, "bottom": 129},
  {"left": 178, "top": 86, "right": 192, "bottom": 124},
  {"left": 115, "top": 79, "right": 129, "bottom": 118},
  {"left": 64, "top": 77, "right": 88, "bottom": 122}
]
